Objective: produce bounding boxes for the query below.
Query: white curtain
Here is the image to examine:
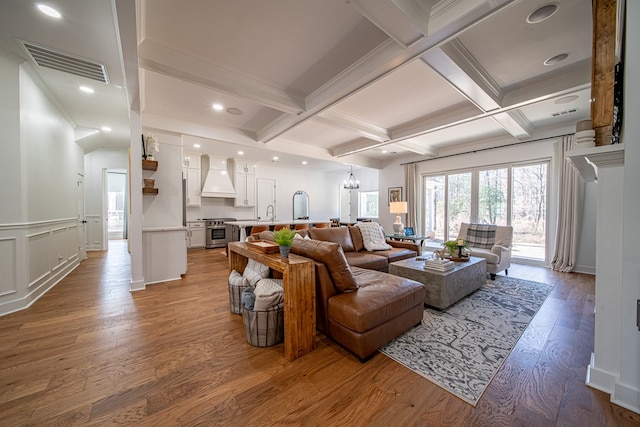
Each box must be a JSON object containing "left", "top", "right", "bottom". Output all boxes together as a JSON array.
[
  {"left": 404, "top": 163, "right": 417, "bottom": 229},
  {"left": 551, "top": 134, "right": 585, "bottom": 272}
]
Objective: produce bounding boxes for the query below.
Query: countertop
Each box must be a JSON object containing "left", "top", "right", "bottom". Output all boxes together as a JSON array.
[
  {"left": 225, "top": 219, "right": 330, "bottom": 227},
  {"left": 142, "top": 226, "right": 187, "bottom": 232}
]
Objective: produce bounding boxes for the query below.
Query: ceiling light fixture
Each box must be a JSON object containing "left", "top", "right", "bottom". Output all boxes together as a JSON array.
[
  {"left": 343, "top": 165, "right": 360, "bottom": 190},
  {"left": 193, "top": 144, "right": 201, "bottom": 148},
  {"left": 272, "top": 156, "right": 279, "bottom": 162},
  {"left": 212, "top": 103, "right": 224, "bottom": 111},
  {"left": 36, "top": 4, "right": 62, "bottom": 18},
  {"left": 226, "top": 107, "right": 243, "bottom": 115},
  {"left": 555, "top": 95, "right": 579, "bottom": 104},
  {"left": 101, "top": 126, "right": 112, "bottom": 132},
  {"left": 237, "top": 151, "right": 244, "bottom": 155},
  {"left": 302, "top": 161, "right": 308, "bottom": 165},
  {"left": 526, "top": 3, "right": 559, "bottom": 24},
  {"left": 544, "top": 53, "right": 569, "bottom": 66},
  {"left": 79, "top": 86, "right": 94, "bottom": 94}
]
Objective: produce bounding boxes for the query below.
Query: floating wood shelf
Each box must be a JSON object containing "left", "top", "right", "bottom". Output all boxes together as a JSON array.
[
  {"left": 142, "top": 160, "right": 158, "bottom": 171},
  {"left": 142, "top": 188, "right": 158, "bottom": 195}
]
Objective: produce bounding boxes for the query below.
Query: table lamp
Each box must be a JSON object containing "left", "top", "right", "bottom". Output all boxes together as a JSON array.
[{"left": 390, "top": 201, "right": 407, "bottom": 235}]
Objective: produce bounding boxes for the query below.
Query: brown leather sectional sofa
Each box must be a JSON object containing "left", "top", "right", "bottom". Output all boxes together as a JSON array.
[
  {"left": 307, "top": 226, "right": 419, "bottom": 271},
  {"left": 250, "top": 227, "right": 425, "bottom": 360}
]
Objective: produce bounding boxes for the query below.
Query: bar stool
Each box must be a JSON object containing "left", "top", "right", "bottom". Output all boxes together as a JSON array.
[
  {"left": 294, "top": 223, "right": 309, "bottom": 230},
  {"left": 330, "top": 218, "right": 341, "bottom": 227},
  {"left": 249, "top": 225, "right": 269, "bottom": 235},
  {"left": 273, "top": 224, "right": 290, "bottom": 231},
  {"left": 314, "top": 223, "right": 329, "bottom": 228}
]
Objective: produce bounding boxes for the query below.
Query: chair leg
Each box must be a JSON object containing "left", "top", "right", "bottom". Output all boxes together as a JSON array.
[
  {"left": 505, "top": 268, "right": 508, "bottom": 276},
  {"left": 490, "top": 273, "right": 496, "bottom": 280}
]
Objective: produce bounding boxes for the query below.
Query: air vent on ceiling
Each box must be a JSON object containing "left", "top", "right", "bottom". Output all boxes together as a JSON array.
[
  {"left": 551, "top": 108, "right": 579, "bottom": 117},
  {"left": 20, "top": 41, "right": 109, "bottom": 84}
]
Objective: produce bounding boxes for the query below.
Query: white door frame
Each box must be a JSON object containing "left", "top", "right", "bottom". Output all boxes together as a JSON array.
[{"left": 76, "top": 172, "right": 87, "bottom": 261}]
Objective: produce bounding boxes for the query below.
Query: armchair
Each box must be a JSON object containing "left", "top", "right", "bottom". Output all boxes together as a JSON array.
[{"left": 457, "top": 223, "right": 513, "bottom": 280}]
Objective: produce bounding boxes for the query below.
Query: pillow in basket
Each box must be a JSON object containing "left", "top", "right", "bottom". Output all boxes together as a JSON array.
[{"left": 242, "top": 259, "right": 269, "bottom": 287}]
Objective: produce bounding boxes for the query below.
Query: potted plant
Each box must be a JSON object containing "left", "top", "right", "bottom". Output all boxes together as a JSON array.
[
  {"left": 273, "top": 228, "right": 297, "bottom": 259},
  {"left": 443, "top": 239, "right": 468, "bottom": 258}
]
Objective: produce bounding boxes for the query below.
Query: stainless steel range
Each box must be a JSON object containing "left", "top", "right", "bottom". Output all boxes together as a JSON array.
[{"left": 204, "top": 218, "right": 236, "bottom": 249}]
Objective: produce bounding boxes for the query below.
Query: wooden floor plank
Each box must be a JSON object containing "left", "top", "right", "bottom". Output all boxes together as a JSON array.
[{"left": 0, "top": 241, "right": 638, "bottom": 426}]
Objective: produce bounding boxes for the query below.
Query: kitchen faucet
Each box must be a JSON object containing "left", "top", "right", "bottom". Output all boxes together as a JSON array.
[{"left": 266, "top": 204, "right": 274, "bottom": 221}]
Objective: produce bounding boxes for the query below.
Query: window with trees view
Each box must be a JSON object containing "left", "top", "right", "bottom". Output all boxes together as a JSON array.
[
  {"left": 358, "top": 191, "right": 378, "bottom": 219},
  {"left": 422, "top": 161, "right": 548, "bottom": 261}
]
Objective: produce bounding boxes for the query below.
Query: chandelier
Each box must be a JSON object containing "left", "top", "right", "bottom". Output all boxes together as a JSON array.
[{"left": 343, "top": 165, "right": 360, "bottom": 190}]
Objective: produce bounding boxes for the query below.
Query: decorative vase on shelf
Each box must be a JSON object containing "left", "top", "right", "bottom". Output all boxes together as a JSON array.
[{"left": 279, "top": 245, "right": 291, "bottom": 259}]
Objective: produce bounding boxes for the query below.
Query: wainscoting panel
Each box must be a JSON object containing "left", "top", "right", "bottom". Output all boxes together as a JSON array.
[
  {"left": 27, "top": 230, "right": 51, "bottom": 288},
  {"left": 86, "top": 214, "right": 102, "bottom": 251},
  {"left": 51, "top": 226, "right": 68, "bottom": 272},
  {"left": 67, "top": 224, "right": 79, "bottom": 262},
  {"left": 0, "top": 218, "right": 81, "bottom": 316},
  {"left": 0, "top": 237, "right": 17, "bottom": 297}
]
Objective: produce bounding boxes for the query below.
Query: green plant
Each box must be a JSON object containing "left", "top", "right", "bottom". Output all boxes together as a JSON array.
[
  {"left": 273, "top": 228, "right": 297, "bottom": 246},
  {"left": 443, "top": 239, "right": 467, "bottom": 256}
]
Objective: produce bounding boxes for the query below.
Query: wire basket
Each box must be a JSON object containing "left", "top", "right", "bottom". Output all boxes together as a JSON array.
[{"left": 242, "top": 305, "right": 284, "bottom": 347}]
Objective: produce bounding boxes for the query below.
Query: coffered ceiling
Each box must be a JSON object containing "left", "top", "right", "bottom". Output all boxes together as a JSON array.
[{"left": 0, "top": 0, "right": 593, "bottom": 170}]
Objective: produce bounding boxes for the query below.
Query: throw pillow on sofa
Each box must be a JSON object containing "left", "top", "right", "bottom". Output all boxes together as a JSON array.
[
  {"left": 291, "top": 238, "right": 358, "bottom": 292},
  {"left": 356, "top": 221, "right": 392, "bottom": 251}
]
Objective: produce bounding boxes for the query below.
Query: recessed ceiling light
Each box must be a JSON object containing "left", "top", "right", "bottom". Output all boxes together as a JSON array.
[
  {"left": 193, "top": 143, "right": 201, "bottom": 148},
  {"left": 37, "top": 4, "right": 62, "bottom": 18},
  {"left": 302, "top": 161, "right": 308, "bottom": 165},
  {"left": 79, "top": 86, "right": 94, "bottom": 94},
  {"left": 227, "top": 107, "right": 243, "bottom": 115},
  {"left": 381, "top": 150, "right": 388, "bottom": 154},
  {"left": 212, "top": 103, "right": 224, "bottom": 111},
  {"left": 555, "top": 95, "right": 579, "bottom": 104},
  {"left": 101, "top": 126, "right": 112, "bottom": 132},
  {"left": 544, "top": 53, "right": 569, "bottom": 66},
  {"left": 237, "top": 151, "right": 244, "bottom": 155},
  {"left": 526, "top": 3, "right": 559, "bottom": 24},
  {"left": 272, "top": 156, "right": 279, "bottom": 162}
]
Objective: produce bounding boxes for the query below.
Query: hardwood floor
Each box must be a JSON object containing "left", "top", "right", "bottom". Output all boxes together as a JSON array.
[{"left": 1, "top": 240, "right": 638, "bottom": 426}]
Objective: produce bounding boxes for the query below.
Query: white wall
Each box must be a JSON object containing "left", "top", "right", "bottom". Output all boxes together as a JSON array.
[{"left": 0, "top": 59, "right": 83, "bottom": 316}]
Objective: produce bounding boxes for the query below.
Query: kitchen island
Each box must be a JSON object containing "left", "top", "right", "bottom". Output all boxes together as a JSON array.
[{"left": 225, "top": 219, "right": 331, "bottom": 241}]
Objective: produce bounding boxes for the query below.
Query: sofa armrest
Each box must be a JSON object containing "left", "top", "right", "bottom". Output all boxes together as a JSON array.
[{"left": 387, "top": 240, "right": 420, "bottom": 253}]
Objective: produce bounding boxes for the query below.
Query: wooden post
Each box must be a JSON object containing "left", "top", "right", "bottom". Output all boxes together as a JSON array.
[{"left": 591, "top": 0, "right": 617, "bottom": 146}]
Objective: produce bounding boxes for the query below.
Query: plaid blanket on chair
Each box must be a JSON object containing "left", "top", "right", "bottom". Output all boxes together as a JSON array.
[{"left": 465, "top": 224, "right": 497, "bottom": 249}]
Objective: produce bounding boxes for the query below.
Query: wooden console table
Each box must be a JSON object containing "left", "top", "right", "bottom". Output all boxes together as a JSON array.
[{"left": 227, "top": 242, "right": 316, "bottom": 361}]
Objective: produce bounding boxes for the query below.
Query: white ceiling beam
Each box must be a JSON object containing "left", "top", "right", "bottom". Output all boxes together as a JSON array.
[
  {"left": 390, "top": 140, "right": 439, "bottom": 156},
  {"left": 491, "top": 110, "right": 534, "bottom": 139},
  {"left": 137, "top": 39, "right": 304, "bottom": 115},
  {"left": 421, "top": 39, "right": 503, "bottom": 112},
  {"left": 349, "top": 0, "right": 425, "bottom": 47},
  {"left": 330, "top": 138, "right": 388, "bottom": 158},
  {"left": 314, "top": 111, "right": 390, "bottom": 143},
  {"left": 257, "top": 0, "right": 518, "bottom": 144}
]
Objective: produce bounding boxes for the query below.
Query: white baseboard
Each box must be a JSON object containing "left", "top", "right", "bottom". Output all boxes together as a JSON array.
[{"left": 586, "top": 353, "right": 640, "bottom": 415}]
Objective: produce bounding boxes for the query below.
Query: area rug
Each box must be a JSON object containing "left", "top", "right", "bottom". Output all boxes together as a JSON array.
[{"left": 379, "top": 276, "right": 553, "bottom": 406}]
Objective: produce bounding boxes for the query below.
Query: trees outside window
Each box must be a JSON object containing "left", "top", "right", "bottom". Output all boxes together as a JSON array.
[
  {"left": 358, "top": 191, "right": 379, "bottom": 219},
  {"left": 422, "top": 161, "right": 548, "bottom": 260}
]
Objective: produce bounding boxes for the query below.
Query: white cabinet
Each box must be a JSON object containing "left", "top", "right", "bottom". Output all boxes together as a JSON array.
[
  {"left": 233, "top": 160, "right": 256, "bottom": 207},
  {"left": 184, "top": 154, "right": 201, "bottom": 207},
  {"left": 187, "top": 221, "right": 206, "bottom": 248}
]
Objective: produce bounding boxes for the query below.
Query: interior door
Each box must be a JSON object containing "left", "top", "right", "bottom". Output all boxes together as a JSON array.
[
  {"left": 256, "top": 179, "right": 276, "bottom": 220},
  {"left": 76, "top": 173, "right": 87, "bottom": 261}
]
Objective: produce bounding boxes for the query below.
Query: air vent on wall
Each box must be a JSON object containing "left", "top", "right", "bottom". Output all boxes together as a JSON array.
[
  {"left": 20, "top": 40, "right": 109, "bottom": 84},
  {"left": 551, "top": 108, "right": 579, "bottom": 117}
]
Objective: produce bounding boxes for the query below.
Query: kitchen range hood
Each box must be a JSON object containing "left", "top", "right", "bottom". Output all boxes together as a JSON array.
[{"left": 201, "top": 155, "right": 236, "bottom": 198}]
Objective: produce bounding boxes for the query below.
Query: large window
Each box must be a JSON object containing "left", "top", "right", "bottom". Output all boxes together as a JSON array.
[
  {"left": 358, "top": 191, "right": 379, "bottom": 218},
  {"left": 422, "top": 162, "right": 548, "bottom": 260}
]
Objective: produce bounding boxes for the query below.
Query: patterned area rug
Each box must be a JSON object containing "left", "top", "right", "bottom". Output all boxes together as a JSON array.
[{"left": 380, "top": 276, "right": 553, "bottom": 406}]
